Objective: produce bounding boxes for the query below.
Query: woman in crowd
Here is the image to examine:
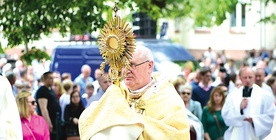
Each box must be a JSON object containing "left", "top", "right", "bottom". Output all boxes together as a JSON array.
[
  {"left": 53, "top": 79, "right": 66, "bottom": 99},
  {"left": 178, "top": 84, "right": 202, "bottom": 120},
  {"left": 64, "top": 90, "right": 84, "bottom": 140},
  {"left": 201, "top": 86, "right": 228, "bottom": 140},
  {"left": 16, "top": 91, "right": 50, "bottom": 140},
  {"left": 59, "top": 80, "right": 74, "bottom": 139},
  {"left": 267, "top": 76, "right": 276, "bottom": 98},
  {"left": 171, "top": 76, "right": 186, "bottom": 94},
  {"left": 73, "top": 83, "right": 81, "bottom": 93},
  {"left": 60, "top": 79, "right": 73, "bottom": 121}
]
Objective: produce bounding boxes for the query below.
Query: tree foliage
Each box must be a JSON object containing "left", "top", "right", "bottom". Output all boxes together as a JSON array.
[
  {"left": 0, "top": 0, "right": 108, "bottom": 47},
  {"left": 0, "top": 43, "right": 4, "bottom": 54},
  {"left": 191, "top": 0, "right": 238, "bottom": 27},
  {"left": 120, "top": 0, "right": 238, "bottom": 27},
  {"left": 0, "top": 0, "right": 241, "bottom": 48},
  {"left": 262, "top": 0, "right": 276, "bottom": 24},
  {"left": 20, "top": 47, "right": 50, "bottom": 65},
  {"left": 119, "top": 0, "right": 193, "bottom": 19}
]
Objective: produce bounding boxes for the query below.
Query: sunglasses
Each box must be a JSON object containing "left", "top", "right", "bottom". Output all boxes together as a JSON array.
[
  {"left": 28, "top": 101, "right": 36, "bottom": 105},
  {"left": 181, "top": 92, "right": 191, "bottom": 95}
]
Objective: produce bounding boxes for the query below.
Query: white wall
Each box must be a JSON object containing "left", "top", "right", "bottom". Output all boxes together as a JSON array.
[{"left": 165, "top": 1, "right": 276, "bottom": 51}]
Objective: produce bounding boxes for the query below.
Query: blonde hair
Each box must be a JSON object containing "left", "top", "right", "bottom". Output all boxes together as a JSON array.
[
  {"left": 62, "top": 79, "right": 73, "bottom": 92},
  {"left": 171, "top": 76, "right": 186, "bottom": 94},
  {"left": 16, "top": 91, "right": 32, "bottom": 118},
  {"left": 54, "top": 79, "right": 66, "bottom": 95}
]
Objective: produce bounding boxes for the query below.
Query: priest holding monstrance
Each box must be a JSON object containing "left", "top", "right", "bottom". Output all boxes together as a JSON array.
[{"left": 78, "top": 3, "right": 190, "bottom": 140}]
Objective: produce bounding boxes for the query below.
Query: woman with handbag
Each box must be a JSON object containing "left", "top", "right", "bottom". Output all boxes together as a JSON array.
[{"left": 201, "top": 86, "right": 228, "bottom": 140}]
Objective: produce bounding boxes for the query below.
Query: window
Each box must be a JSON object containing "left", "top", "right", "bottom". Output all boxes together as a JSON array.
[
  {"left": 230, "top": 3, "right": 247, "bottom": 34},
  {"left": 241, "top": 4, "right": 246, "bottom": 27},
  {"left": 231, "top": 3, "right": 246, "bottom": 27}
]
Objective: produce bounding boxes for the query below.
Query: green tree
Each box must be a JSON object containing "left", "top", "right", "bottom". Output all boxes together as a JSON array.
[
  {"left": 0, "top": 0, "right": 240, "bottom": 51},
  {"left": 261, "top": 0, "right": 276, "bottom": 24},
  {"left": 120, "top": 0, "right": 238, "bottom": 27},
  {"left": 0, "top": 43, "right": 4, "bottom": 54},
  {"left": 119, "top": 0, "right": 193, "bottom": 19},
  {"left": 0, "top": 0, "right": 108, "bottom": 49},
  {"left": 191, "top": 0, "right": 238, "bottom": 27}
]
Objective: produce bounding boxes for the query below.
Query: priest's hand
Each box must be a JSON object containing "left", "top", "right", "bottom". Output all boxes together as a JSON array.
[
  {"left": 244, "top": 117, "right": 253, "bottom": 123},
  {"left": 240, "top": 98, "right": 248, "bottom": 109}
]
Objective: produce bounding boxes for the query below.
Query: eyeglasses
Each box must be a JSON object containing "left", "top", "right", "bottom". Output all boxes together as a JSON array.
[
  {"left": 28, "top": 101, "right": 36, "bottom": 105},
  {"left": 130, "top": 60, "right": 149, "bottom": 70},
  {"left": 181, "top": 92, "right": 191, "bottom": 95}
]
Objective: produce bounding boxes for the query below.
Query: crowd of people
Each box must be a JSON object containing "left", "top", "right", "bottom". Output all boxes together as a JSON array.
[
  {"left": 0, "top": 46, "right": 276, "bottom": 140},
  {"left": 170, "top": 47, "right": 276, "bottom": 140},
  {"left": 0, "top": 60, "right": 111, "bottom": 139}
]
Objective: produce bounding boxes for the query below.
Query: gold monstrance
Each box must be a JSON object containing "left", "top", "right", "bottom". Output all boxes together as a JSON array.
[{"left": 98, "top": 2, "right": 136, "bottom": 86}]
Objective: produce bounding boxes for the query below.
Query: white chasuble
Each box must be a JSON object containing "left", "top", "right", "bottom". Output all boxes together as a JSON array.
[{"left": 0, "top": 76, "right": 23, "bottom": 140}]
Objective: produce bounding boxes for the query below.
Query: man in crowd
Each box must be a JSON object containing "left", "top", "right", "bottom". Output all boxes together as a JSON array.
[
  {"left": 91, "top": 68, "right": 102, "bottom": 96},
  {"left": 192, "top": 68, "right": 214, "bottom": 108},
  {"left": 36, "top": 72, "right": 61, "bottom": 140},
  {"left": 79, "top": 46, "right": 190, "bottom": 139},
  {"left": 222, "top": 67, "right": 275, "bottom": 140},
  {"left": 5, "top": 70, "right": 17, "bottom": 95},
  {"left": 83, "top": 83, "right": 94, "bottom": 108},
  {"left": 211, "top": 67, "right": 228, "bottom": 87},
  {"left": 255, "top": 68, "right": 273, "bottom": 95},
  {"left": 74, "top": 64, "right": 94, "bottom": 106},
  {"left": 86, "top": 73, "right": 111, "bottom": 107}
]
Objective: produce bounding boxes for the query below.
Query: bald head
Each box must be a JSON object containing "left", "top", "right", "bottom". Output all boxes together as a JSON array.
[
  {"left": 81, "top": 65, "right": 91, "bottom": 78},
  {"left": 239, "top": 67, "right": 255, "bottom": 87},
  {"left": 255, "top": 68, "right": 265, "bottom": 87},
  {"left": 94, "top": 69, "right": 102, "bottom": 80}
]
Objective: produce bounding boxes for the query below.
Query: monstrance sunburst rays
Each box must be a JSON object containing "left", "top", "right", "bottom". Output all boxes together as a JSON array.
[{"left": 98, "top": 7, "right": 136, "bottom": 85}]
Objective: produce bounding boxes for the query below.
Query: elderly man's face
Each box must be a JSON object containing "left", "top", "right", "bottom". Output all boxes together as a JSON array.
[
  {"left": 255, "top": 70, "right": 265, "bottom": 86},
  {"left": 122, "top": 51, "right": 153, "bottom": 91},
  {"left": 82, "top": 67, "right": 91, "bottom": 78}
]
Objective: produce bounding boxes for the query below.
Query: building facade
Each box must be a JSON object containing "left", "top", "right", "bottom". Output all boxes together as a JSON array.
[{"left": 161, "top": 0, "right": 276, "bottom": 60}]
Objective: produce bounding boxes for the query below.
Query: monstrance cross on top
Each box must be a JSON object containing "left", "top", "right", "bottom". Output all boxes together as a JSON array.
[{"left": 113, "top": 2, "right": 120, "bottom": 17}]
